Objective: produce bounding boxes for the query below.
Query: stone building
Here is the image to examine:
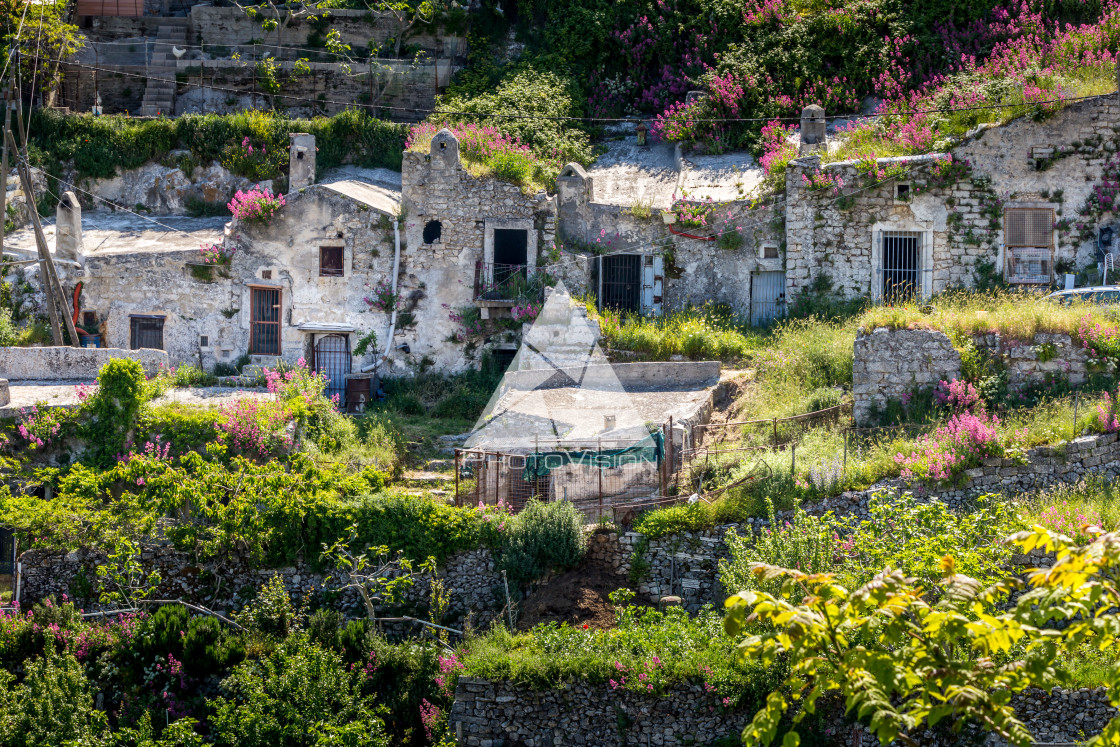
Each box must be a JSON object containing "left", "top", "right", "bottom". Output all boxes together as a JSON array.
[{"left": 784, "top": 94, "right": 1120, "bottom": 304}]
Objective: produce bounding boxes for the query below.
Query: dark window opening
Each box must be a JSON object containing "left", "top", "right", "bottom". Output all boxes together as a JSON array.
[
  {"left": 200, "top": 335, "right": 209, "bottom": 347},
  {"left": 493, "top": 228, "right": 529, "bottom": 287},
  {"left": 82, "top": 311, "right": 97, "bottom": 328},
  {"left": 130, "top": 316, "right": 165, "bottom": 350},
  {"left": 896, "top": 183, "right": 911, "bottom": 200},
  {"left": 262, "top": 270, "right": 273, "bottom": 280},
  {"left": 423, "top": 220, "right": 443, "bottom": 245},
  {"left": 490, "top": 348, "right": 517, "bottom": 374},
  {"left": 320, "top": 246, "right": 344, "bottom": 277},
  {"left": 881, "top": 232, "right": 921, "bottom": 304},
  {"left": 600, "top": 254, "right": 642, "bottom": 313},
  {"left": 250, "top": 287, "right": 282, "bottom": 356},
  {"left": 762, "top": 245, "right": 779, "bottom": 260}
]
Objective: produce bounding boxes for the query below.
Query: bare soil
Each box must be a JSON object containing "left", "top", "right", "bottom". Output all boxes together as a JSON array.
[{"left": 517, "top": 555, "right": 633, "bottom": 631}]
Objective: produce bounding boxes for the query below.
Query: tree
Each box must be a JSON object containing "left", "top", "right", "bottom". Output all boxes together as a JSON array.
[
  {"left": 723, "top": 526, "right": 1120, "bottom": 747},
  {"left": 0, "top": 0, "right": 83, "bottom": 103},
  {"left": 321, "top": 523, "right": 433, "bottom": 621}
]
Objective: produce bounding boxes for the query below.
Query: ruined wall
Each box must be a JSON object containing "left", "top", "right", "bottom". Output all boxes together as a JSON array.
[
  {"left": 852, "top": 327, "right": 1091, "bottom": 424},
  {"left": 172, "top": 59, "right": 460, "bottom": 120},
  {"left": 400, "top": 131, "right": 558, "bottom": 372},
  {"left": 79, "top": 159, "right": 267, "bottom": 214},
  {"left": 852, "top": 327, "right": 962, "bottom": 424},
  {"left": 975, "top": 331, "right": 1091, "bottom": 390}
]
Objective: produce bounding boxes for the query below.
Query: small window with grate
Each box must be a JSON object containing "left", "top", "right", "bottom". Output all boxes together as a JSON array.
[
  {"left": 760, "top": 244, "right": 779, "bottom": 260},
  {"left": 319, "top": 246, "right": 344, "bottom": 277},
  {"left": 1005, "top": 208, "right": 1054, "bottom": 284},
  {"left": 130, "top": 315, "right": 164, "bottom": 350}
]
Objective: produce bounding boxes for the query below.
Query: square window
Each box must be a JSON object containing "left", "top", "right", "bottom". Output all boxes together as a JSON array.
[
  {"left": 760, "top": 244, "right": 779, "bottom": 260},
  {"left": 895, "top": 183, "right": 911, "bottom": 201},
  {"left": 200, "top": 335, "right": 210, "bottom": 347},
  {"left": 320, "top": 246, "right": 345, "bottom": 277},
  {"left": 130, "top": 316, "right": 164, "bottom": 350},
  {"left": 261, "top": 269, "right": 273, "bottom": 280},
  {"left": 82, "top": 311, "right": 97, "bottom": 327}
]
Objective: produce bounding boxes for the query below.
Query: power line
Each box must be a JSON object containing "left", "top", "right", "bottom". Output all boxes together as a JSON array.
[{"left": 26, "top": 52, "right": 1114, "bottom": 125}]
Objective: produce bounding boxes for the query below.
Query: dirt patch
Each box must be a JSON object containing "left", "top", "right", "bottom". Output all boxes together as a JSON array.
[{"left": 517, "top": 555, "right": 633, "bottom": 631}]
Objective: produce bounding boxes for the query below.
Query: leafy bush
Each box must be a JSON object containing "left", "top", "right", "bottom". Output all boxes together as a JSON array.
[
  {"left": 235, "top": 575, "right": 296, "bottom": 638},
  {"left": 498, "top": 499, "right": 587, "bottom": 584},
  {"left": 0, "top": 306, "right": 16, "bottom": 346},
  {"left": 80, "top": 358, "right": 147, "bottom": 465},
  {"left": 210, "top": 634, "right": 390, "bottom": 747},
  {"left": 0, "top": 650, "right": 107, "bottom": 747}
]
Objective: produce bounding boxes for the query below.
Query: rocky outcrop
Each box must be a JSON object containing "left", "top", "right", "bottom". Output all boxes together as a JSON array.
[{"left": 83, "top": 156, "right": 272, "bottom": 214}]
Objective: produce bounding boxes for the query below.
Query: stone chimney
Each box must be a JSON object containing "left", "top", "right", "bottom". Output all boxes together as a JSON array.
[
  {"left": 289, "top": 133, "right": 316, "bottom": 192},
  {"left": 55, "top": 191, "right": 83, "bottom": 262},
  {"left": 799, "top": 105, "right": 826, "bottom": 154}
]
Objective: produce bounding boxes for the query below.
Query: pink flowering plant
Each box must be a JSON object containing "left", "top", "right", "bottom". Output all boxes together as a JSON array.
[
  {"left": 1035, "top": 499, "right": 1104, "bottom": 543},
  {"left": 220, "top": 136, "right": 280, "bottom": 181},
  {"left": 228, "top": 185, "right": 285, "bottom": 225},
  {"left": 893, "top": 410, "right": 1023, "bottom": 483},
  {"left": 199, "top": 241, "right": 235, "bottom": 265},
  {"left": 363, "top": 278, "right": 398, "bottom": 313},
  {"left": 10, "top": 403, "right": 73, "bottom": 451}
]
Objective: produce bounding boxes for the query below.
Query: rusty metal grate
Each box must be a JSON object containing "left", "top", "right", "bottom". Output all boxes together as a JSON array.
[{"left": 1006, "top": 208, "right": 1054, "bottom": 248}]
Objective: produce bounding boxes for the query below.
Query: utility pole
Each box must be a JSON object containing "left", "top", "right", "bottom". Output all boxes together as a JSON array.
[
  {"left": 0, "top": 84, "right": 10, "bottom": 257},
  {"left": 7, "top": 73, "right": 79, "bottom": 346}
]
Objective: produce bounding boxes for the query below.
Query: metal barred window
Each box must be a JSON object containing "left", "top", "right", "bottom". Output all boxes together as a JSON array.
[
  {"left": 880, "top": 231, "right": 922, "bottom": 304},
  {"left": 1005, "top": 208, "right": 1054, "bottom": 284}
]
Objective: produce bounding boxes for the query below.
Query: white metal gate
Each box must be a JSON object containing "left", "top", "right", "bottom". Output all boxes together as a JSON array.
[
  {"left": 750, "top": 271, "right": 786, "bottom": 326},
  {"left": 640, "top": 254, "right": 664, "bottom": 316}
]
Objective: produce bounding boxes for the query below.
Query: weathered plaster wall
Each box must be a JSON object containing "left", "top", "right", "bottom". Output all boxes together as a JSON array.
[
  {"left": 399, "top": 132, "right": 558, "bottom": 371},
  {"left": 787, "top": 95, "right": 1120, "bottom": 303},
  {"left": 556, "top": 164, "right": 782, "bottom": 316},
  {"left": 79, "top": 185, "right": 398, "bottom": 371},
  {"left": 0, "top": 346, "right": 168, "bottom": 381},
  {"left": 852, "top": 327, "right": 962, "bottom": 424}
]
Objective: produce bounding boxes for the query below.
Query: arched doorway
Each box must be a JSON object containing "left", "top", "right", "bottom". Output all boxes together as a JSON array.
[{"left": 313, "top": 334, "right": 351, "bottom": 407}]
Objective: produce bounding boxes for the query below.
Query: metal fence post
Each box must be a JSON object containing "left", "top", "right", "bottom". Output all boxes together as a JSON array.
[
  {"left": 454, "top": 449, "right": 460, "bottom": 507},
  {"left": 1073, "top": 392, "right": 1080, "bottom": 437},
  {"left": 843, "top": 431, "right": 848, "bottom": 474},
  {"left": 791, "top": 444, "right": 796, "bottom": 476}
]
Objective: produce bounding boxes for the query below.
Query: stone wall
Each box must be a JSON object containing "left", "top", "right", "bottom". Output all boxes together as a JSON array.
[
  {"left": 852, "top": 327, "right": 1092, "bottom": 425},
  {"left": 400, "top": 131, "right": 559, "bottom": 371},
  {"left": 587, "top": 428, "right": 1120, "bottom": 612},
  {"left": 18, "top": 541, "right": 502, "bottom": 623},
  {"left": 852, "top": 327, "right": 961, "bottom": 425},
  {"left": 80, "top": 159, "right": 267, "bottom": 215},
  {"left": 786, "top": 95, "right": 1120, "bottom": 305},
  {"left": 0, "top": 346, "right": 168, "bottom": 381},
  {"left": 975, "top": 331, "right": 1091, "bottom": 389},
  {"left": 450, "top": 677, "right": 753, "bottom": 747},
  {"left": 450, "top": 677, "right": 1115, "bottom": 747}
]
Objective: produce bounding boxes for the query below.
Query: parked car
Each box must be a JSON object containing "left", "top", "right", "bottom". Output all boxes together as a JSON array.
[{"left": 1045, "top": 286, "right": 1120, "bottom": 304}]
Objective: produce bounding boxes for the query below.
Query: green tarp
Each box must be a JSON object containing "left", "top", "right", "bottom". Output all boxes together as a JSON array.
[{"left": 522, "top": 431, "right": 665, "bottom": 481}]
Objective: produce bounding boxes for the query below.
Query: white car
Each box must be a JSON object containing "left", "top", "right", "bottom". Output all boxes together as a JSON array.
[{"left": 1045, "top": 286, "right": 1120, "bottom": 304}]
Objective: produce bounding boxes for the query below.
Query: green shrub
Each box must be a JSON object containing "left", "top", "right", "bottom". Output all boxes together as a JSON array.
[
  {"left": 499, "top": 499, "right": 587, "bottom": 584},
  {"left": 431, "top": 388, "right": 490, "bottom": 420},
  {"left": 0, "top": 307, "right": 16, "bottom": 346},
  {"left": 81, "top": 358, "right": 147, "bottom": 465},
  {"left": 805, "top": 386, "right": 843, "bottom": 413},
  {"left": 0, "top": 650, "right": 107, "bottom": 747},
  {"left": 210, "top": 634, "right": 390, "bottom": 747},
  {"left": 182, "top": 615, "right": 245, "bottom": 677},
  {"left": 136, "top": 404, "right": 220, "bottom": 453},
  {"left": 632, "top": 500, "right": 713, "bottom": 538},
  {"left": 234, "top": 575, "right": 296, "bottom": 639},
  {"left": 387, "top": 393, "right": 425, "bottom": 416}
]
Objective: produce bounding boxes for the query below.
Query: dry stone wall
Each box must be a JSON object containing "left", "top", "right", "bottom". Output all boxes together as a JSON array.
[
  {"left": 17, "top": 542, "right": 502, "bottom": 624},
  {"left": 852, "top": 327, "right": 961, "bottom": 425},
  {"left": 450, "top": 679, "right": 1115, "bottom": 747},
  {"left": 853, "top": 327, "right": 1092, "bottom": 424},
  {"left": 0, "top": 346, "right": 169, "bottom": 381},
  {"left": 591, "top": 429, "right": 1120, "bottom": 612}
]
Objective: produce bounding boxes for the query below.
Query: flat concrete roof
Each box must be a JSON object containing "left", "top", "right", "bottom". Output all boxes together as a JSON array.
[
  {"left": 4, "top": 212, "right": 226, "bottom": 258},
  {"left": 318, "top": 180, "right": 400, "bottom": 215}
]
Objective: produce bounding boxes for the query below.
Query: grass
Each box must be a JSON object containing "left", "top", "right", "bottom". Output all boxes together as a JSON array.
[
  {"left": 592, "top": 302, "right": 766, "bottom": 362},
  {"left": 858, "top": 289, "right": 1120, "bottom": 340}
]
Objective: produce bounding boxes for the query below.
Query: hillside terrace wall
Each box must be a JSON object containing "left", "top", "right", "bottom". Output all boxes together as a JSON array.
[
  {"left": 593, "top": 429, "right": 1120, "bottom": 611},
  {"left": 450, "top": 678, "right": 1116, "bottom": 747},
  {"left": 17, "top": 542, "right": 502, "bottom": 624}
]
